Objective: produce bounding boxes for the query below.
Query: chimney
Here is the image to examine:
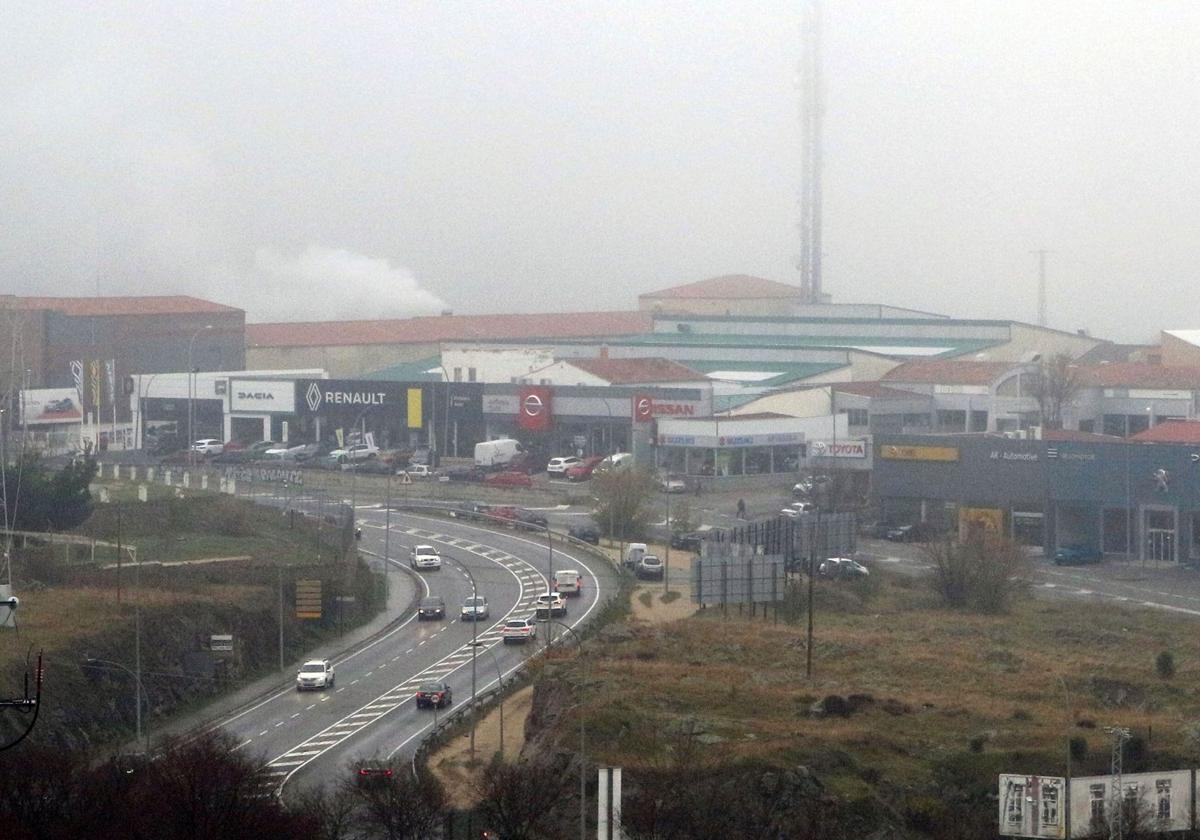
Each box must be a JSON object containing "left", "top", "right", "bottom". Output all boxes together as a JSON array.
[{"left": 440, "top": 309, "right": 453, "bottom": 317}]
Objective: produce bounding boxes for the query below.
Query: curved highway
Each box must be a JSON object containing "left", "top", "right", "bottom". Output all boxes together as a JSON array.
[{"left": 212, "top": 503, "right": 617, "bottom": 795}]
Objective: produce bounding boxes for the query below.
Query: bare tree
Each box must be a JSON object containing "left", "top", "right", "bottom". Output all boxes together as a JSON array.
[
  {"left": 473, "top": 753, "right": 573, "bottom": 840},
  {"left": 347, "top": 769, "right": 446, "bottom": 840},
  {"left": 1031, "top": 354, "right": 1084, "bottom": 430},
  {"left": 923, "top": 531, "right": 1030, "bottom": 613}
]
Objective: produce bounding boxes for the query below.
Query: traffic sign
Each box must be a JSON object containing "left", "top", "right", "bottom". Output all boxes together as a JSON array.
[
  {"left": 398, "top": 472, "right": 413, "bottom": 485},
  {"left": 295, "top": 579, "right": 323, "bottom": 619}
]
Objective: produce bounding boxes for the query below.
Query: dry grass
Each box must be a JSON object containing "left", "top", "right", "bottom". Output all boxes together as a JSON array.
[{"left": 577, "top": 571, "right": 1200, "bottom": 786}]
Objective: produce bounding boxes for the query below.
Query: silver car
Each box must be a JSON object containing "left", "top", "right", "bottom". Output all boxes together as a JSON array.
[{"left": 461, "top": 595, "right": 490, "bottom": 621}]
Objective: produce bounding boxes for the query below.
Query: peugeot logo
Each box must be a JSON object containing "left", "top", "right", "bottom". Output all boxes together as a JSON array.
[
  {"left": 305, "top": 382, "right": 322, "bottom": 412},
  {"left": 523, "top": 393, "right": 544, "bottom": 416}
]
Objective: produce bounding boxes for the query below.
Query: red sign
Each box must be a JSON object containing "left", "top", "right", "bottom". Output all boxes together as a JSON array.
[
  {"left": 651, "top": 401, "right": 696, "bottom": 417},
  {"left": 517, "top": 386, "right": 553, "bottom": 431},
  {"left": 632, "top": 394, "right": 653, "bottom": 423}
]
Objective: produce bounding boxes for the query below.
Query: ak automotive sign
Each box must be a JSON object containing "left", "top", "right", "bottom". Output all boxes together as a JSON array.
[
  {"left": 517, "top": 386, "right": 553, "bottom": 431},
  {"left": 230, "top": 379, "right": 296, "bottom": 413},
  {"left": 294, "top": 379, "right": 408, "bottom": 415}
]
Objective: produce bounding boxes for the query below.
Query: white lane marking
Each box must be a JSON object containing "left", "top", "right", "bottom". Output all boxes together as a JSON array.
[
  {"left": 365, "top": 672, "right": 373, "bottom": 677},
  {"left": 290, "top": 713, "right": 300, "bottom": 719},
  {"left": 258, "top": 730, "right": 268, "bottom": 737},
  {"left": 234, "top": 738, "right": 253, "bottom": 751},
  {"left": 320, "top": 696, "right": 330, "bottom": 702},
  {"left": 350, "top": 679, "right": 360, "bottom": 685},
  {"left": 336, "top": 686, "right": 346, "bottom": 692},
  {"left": 274, "top": 721, "right": 285, "bottom": 727},
  {"left": 306, "top": 703, "right": 316, "bottom": 710}
]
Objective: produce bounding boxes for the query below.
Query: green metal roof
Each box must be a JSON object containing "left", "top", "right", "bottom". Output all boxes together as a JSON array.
[
  {"left": 361, "top": 356, "right": 442, "bottom": 382},
  {"left": 584, "top": 332, "right": 999, "bottom": 358}
]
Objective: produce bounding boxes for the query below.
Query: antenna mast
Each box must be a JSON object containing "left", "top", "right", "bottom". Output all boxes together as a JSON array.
[{"left": 798, "top": 0, "right": 824, "bottom": 303}]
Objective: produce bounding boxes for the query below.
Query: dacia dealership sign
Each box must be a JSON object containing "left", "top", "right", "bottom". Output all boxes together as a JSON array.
[
  {"left": 294, "top": 379, "right": 408, "bottom": 415},
  {"left": 229, "top": 379, "right": 296, "bottom": 413}
]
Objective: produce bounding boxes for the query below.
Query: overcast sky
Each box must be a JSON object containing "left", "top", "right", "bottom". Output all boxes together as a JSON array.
[{"left": 2, "top": 2, "right": 1197, "bottom": 340}]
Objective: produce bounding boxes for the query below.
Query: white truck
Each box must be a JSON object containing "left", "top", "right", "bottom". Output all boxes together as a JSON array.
[{"left": 474, "top": 438, "right": 524, "bottom": 469}]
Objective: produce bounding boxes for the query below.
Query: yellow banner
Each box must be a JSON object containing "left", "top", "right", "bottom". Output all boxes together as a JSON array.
[
  {"left": 295, "top": 579, "right": 322, "bottom": 620},
  {"left": 879, "top": 444, "right": 959, "bottom": 462},
  {"left": 959, "top": 507, "right": 1003, "bottom": 536},
  {"left": 407, "top": 388, "right": 423, "bottom": 429},
  {"left": 335, "top": 428, "right": 344, "bottom": 448}
]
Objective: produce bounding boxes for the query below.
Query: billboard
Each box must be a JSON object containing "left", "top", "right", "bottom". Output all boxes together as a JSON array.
[{"left": 21, "top": 389, "right": 84, "bottom": 426}]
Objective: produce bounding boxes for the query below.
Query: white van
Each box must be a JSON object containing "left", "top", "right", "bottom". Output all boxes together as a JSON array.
[
  {"left": 553, "top": 569, "right": 583, "bottom": 597},
  {"left": 624, "top": 542, "right": 648, "bottom": 570},
  {"left": 474, "top": 438, "right": 524, "bottom": 468},
  {"left": 595, "top": 452, "right": 633, "bottom": 474}
]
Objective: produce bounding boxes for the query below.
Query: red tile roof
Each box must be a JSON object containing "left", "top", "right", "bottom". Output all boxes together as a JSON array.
[
  {"left": 1042, "top": 429, "right": 1124, "bottom": 443},
  {"left": 564, "top": 357, "right": 707, "bottom": 384},
  {"left": 0, "top": 295, "right": 239, "bottom": 316},
  {"left": 1130, "top": 421, "right": 1200, "bottom": 444},
  {"left": 882, "top": 360, "right": 1020, "bottom": 386},
  {"left": 639, "top": 275, "right": 804, "bottom": 300},
  {"left": 246, "top": 311, "right": 653, "bottom": 348},
  {"left": 1080, "top": 363, "right": 1200, "bottom": 389}
]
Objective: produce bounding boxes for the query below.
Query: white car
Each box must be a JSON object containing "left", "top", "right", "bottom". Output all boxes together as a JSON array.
[
  {"left": 296, "top": 659, "right": 335, "bottom": 691},
  {"left": 819, "top": 557, "right": 870, "bottom": 578},
  {"left": 501, "top": 617, "right": 538, "bottom": 644},
  {"left": 410, "top": 545, "right": 442, "bottom": 570},
  {"left": 546, "top": 456, "right": 582, "bottom": 476},
  {"left": 781, "top": 501, "right": 818, "bottom": 519},
  {"left": 330, "top": 443, "right": 379, "bottom": 462},
  {"left": 658, "top": 474, "right": 687, "bottom": 493},
  {"left": 190, "top": 438, "right": 224, "bottom": 455},
  {"left": 403, "top": 464, "right": 436, "bottom": 479},
  {"left": 534, "top": 591, "right": 567, "bottom": 619},
  {"left": 264, "top": 442, "right": 310, "bottom": 459}
]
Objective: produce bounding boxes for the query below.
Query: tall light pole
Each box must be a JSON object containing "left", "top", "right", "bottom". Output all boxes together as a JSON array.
[
  {"left": 84, "top": 655, "right": 148, "bottom": 753},
  {"left": 467, "top": 640, "right": 505, "bottom": 759},
  {"left": 186, "top": 324, "right": 213, "bottom": 464},
  {"left": 546, "top": 619, "right": 589, "bottom": 840},
  {"left": 459, "top": 557, "right": 479, "bottom": 761}
]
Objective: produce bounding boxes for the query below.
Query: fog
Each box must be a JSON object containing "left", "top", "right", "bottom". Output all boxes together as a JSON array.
[{"left": 2, "top": 2, "right": 1197, "bottom": 338}]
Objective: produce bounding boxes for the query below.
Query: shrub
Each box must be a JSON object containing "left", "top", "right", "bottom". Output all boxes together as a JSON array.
[
  {"left": 1069, "top": 736, "right": 1088, "bottom": 762},
  {"left": 923, "top": 531, "right": 1030, "bottom": 613},
  {"left": 1156, "top": 650, "right": 1176, "bottom": 680}
]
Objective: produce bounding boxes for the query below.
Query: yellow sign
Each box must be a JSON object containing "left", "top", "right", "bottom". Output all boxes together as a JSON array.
[
  {"left": 407, "top": 388, "right": 423, "bottom": 429},
  {"left": 295, "top": 579, "right": 323, "bottom": 620},
  {"left": 879, "top": 444, "right": 959, "bottom": 462},
  {"left": 959, "top": 507, "right": 1003, "bottom": 537}
]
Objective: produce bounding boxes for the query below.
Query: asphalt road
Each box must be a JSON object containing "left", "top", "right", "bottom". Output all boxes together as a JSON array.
[{"left": 211, "top": 504, "right": 616, "bottom": 797}]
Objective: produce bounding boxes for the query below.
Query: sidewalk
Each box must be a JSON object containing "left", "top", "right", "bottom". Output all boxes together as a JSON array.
[{"left": 137, "top": 554, "right": 418, "bottom": 748}]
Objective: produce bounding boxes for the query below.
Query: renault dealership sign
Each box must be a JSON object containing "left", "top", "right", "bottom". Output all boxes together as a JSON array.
[{"left": 294, "top": 379, "right": 407, "bottom": 415}]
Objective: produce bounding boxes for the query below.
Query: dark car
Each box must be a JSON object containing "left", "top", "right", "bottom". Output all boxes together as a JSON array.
[
  {"left": 568, "top": 524, "right": 601, "bottom": 544},
  {"left": 417, "top": 596, "right": 446, "bottom": 620},
  {"left": 446, "top": 466, "right": 486, "bottom": 482},
  {"left": 859, "top": 521, "right": 892, "bottom": 539},
  {"left": 1053, "top": 544, "right": 1103, "bottom": 566},
  {"left": 513, "top": 508, "right": 548, "bottom": 528},
  {"left": 345, "top": 459, "right": 393, "bottom": 475},
  {"left": 212, "top": 449, "right": 252, "bottom": 464},
  {"left": 669, "top": 531, "right": 704, "bottom": 552},
  {"left": 415, "top": 680, "right": 452, "bottom": 709},
  {"left": 355, "top": 760, "right": 394, "bottom": 787},
  {"left": 885, "top": 523, "right": 940, "bottom": 543}
]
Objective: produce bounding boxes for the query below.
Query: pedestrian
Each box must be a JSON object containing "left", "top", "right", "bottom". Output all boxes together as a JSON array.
[{"left": 736, "top": 498, "right": 746, "bottom": 520}]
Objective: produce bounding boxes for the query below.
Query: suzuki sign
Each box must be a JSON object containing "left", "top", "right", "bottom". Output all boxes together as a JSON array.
[{"left": 230, "top": 379, "right": 296, "bottom": 413}]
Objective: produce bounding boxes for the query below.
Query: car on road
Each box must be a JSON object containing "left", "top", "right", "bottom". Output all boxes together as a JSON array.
[
  {"left": 417, "top": 596, "right": 446, "bottom": 620},
  {"left": 296, "top": 659, "right": 335, "bottom": 691},
  {"left": 818, "top": 557, "right": 870, "bottom": 578},
  {"left": 330, "top": 443, "right": 379, "bottom": 462},
  {"left": 414, "top": 680, "right": 452, "bottom": 709},
  {"left": 245, "top": 440, "right": 280, "bottom": 455},
  {"left": 552, "top": 569, "right": 583, "bottom": 597},
  {"left": 670, "top": 531, "right": 705, "bottom": 552},
  {"left": 355, "top": 760, "right": 394, "bottom": 787},
  {"left": 780, "top": 501, "right": 818, "bottom": 518},
  {"left": 1053, "top": 544, "right": 1104, "bottom": 566},
  {"left": 410, "top": 545, "right": 442, "bottom": 570},
  {"left": 461, "top": 595, "right": 490, "bottom": 621},
  {"left": 546, "top": 456, "right": 582, "bottom": 476},
  {"left": 535, "top": 592, "right": 568, "bottom": 619},
  {"left": 636, "top": 554, "right": 664, "bottom": 580},
  {"left": 345, "top": 458, "right": 393, "bottom": 474},
  {"left": 191, "top": 438, "right": 225, "bottom": 455},
  {"left": 568, "top": 524, "right": 601, "bottom": 544},
  {"left": 501, "top": 617, "right": 538, "bottom": 644},
  {"left": 565, "top": 456, "right": 605, "bottom": 482},
  {"left": 445, "top": 466, "right": 486, "bottom": 482},
  {"left": 483, "top": 471, "right": 534, "bottom": 489}
]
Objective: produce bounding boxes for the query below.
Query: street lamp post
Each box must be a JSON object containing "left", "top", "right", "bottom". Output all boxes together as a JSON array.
[
  {"left": 459, "top": 558, "right": 480, "bottom": 762},
  {"left": 545, "top": 619, "right": 589, "bottom": 840},
  {"left": 84, "top": 655, "right": 148, "bottom": 753},
  {"left": 467, "top": 640, "right": 505, "bottom": 758},
  {"left": 186, "top": 324, "right": 213, "bottom": 465}
]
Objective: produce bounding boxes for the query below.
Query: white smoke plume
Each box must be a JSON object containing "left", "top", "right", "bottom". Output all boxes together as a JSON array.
[{"left": 223, "top": 245, "right": 448, "bottom": 322}]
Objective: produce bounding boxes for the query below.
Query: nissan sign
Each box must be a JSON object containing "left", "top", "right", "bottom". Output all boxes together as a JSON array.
[
  {"left": 517, "top": 385, "right": 553, "bottom": 431},
  {"left": 229, "top": 379, "right": 296, "bottom": 413}
]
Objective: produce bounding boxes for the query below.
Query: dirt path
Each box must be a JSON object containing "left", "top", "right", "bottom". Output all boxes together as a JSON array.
[{"left": 427, "top": 685, "right": 535, "bottom": 808}]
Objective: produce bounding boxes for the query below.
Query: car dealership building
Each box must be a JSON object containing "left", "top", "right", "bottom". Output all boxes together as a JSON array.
[{"left": 873, "top": 432, "right": 1200, "bottom": 564}]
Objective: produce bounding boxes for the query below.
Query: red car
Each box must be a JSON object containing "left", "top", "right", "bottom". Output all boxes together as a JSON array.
[
  {"left": 483, "top": 471, "right": 533, "bottom": 489},
  {"left": 565, "top": 456, "right": 605, "bottom": 482}
]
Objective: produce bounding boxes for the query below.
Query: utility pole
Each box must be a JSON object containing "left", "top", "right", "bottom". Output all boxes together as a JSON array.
[
  {"left": 1105, "top": 725, "right": 1131, "bottom": 840},
  {"left": 798, "top": 0, "right": 825, "bottom": 303},
  {"left": 1033, "top": 249, "right": 1051, "bottom": 327}
]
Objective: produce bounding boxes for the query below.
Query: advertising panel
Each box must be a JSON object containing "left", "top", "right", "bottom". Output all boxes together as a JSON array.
[
  {"left": 517, "top": 386, "right": 553, "bottom": 431},
  {"left": 230, "top": 379, "right": 297, "bottom": 413},
  {"left": 809, "top": 440, "right": 867, "bottom": 458},
  {"left": 21, "top": 388, "right": 84, "bottom": 426},
  {"left": 295, "top": 379, "right": 408, "bottom": 415},
  {"left": 879, "top": 444, "right": 960, "bottom": 462}
]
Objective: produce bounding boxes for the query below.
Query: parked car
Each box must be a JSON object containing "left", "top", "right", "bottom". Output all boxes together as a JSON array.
[
  {"left": 818, "top": 557, "right": 870, "bottom": 578},
  {"left": 410, "top": 545, "right": 442, "bottom": 570},
  {"left": 512, "top": 508, "right": 548, "bottom": 528},
  {"left": 793, "top": 475, "right": 832, "bottom": 497},
  {"left": 330, "top": 443, "right": 379, "bottom": 462},
  {"left": 403, "top": 464, "right": 438, "bottom": 479},
  {"left": 658, "top": 474, "right": 687, "bottom": 494},
  {"left": 592, "top": 452, "right": 633, "bottom": 475},
  {"left": 568, "top": 524, "right": 601, "bottom": 545},
  {"left": 565, "top": 456, "right": 606, "bottom": 482},
  {"left": 780, "top": 501, "right": 818, "bottom": 519},
  {"left": 264, "top": 442, "right": 308, "bottom": 459},
  {"left": 534, "top": 592, "right": 567, "bottom": 619},
  {"left": 501, "top": 617, "right": 538, "bottom": 644},
  {"left": 212, "top": 449, "right": 252, "bottom": 464},
  {"left": 885, "top": 523, "right": 939, "bottom": 542},
  {"left": 191, "top": 438, "right": 225, "bottom": 455},
  {"left": 546, "top": 456, "right": 582, "bottom": 476},
  {"left": 483, "top": 471, "right": 533, "bottom": 489},
  {"left": 417, "top": 596, "right": 446, "bottom": 620},
  {"left": 445, "top": 466, "right": 486, "bottom": 482},
  {"left": 461, "top": 595, "right": 490, "bottom": 621},
  {"left": 670, "top": 531, "right": 705, "bottom": 552},
  {"left": 859, "top": 521, "right": 892, "bottom": 539},
  {"left": 245, "top": 440, "right": 280, "bottom": 455},
  {"left": 345, "top": 459, "right": 393, "bottom": 475},
  {"left": 296, "top": 659, "right": 335, "bottom": 691},
  {"left": 1053, "top": 544, "right": 1104, "bottom": 566},
  {"left": 636, "top": 554, "right": 665, "bottom": 580},
  {"left": 414, "top": 680, "right": 452, "bottom": 709}
]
